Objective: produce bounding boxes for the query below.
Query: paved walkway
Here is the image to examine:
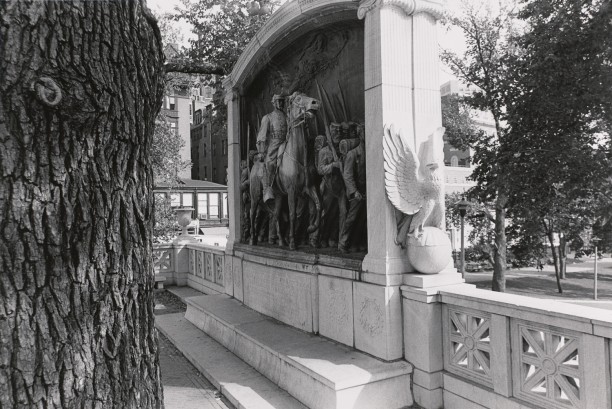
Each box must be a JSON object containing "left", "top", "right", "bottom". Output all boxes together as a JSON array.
[{"left": 156, "top": 290, "right": 233, "bottom": 409}]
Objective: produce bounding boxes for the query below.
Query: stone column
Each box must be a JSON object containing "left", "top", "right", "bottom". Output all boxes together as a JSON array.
[
  {"left": 359, "top": 0, "right": 446, "bottom": 282},
  {"left": 223, "top": 78, "right": 241, "bottom": 254},
  {"left": 353, "top": 0, "right": 455, "bottom": 364}
]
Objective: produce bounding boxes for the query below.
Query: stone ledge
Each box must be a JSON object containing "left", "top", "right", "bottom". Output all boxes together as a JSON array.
[
  {"left": 233, "top": 242, "right": 363, "bottom": 271},
  {"left": 156, "top": 313, "right": 308, "bottom": 409},
  {"left": 185, "top": 294, "right": 414, "bottom": 409}
]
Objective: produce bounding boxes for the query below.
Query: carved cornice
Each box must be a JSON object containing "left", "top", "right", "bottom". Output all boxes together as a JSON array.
[{"left": 358, "top": 0, "right": 446, "bottom": 20}]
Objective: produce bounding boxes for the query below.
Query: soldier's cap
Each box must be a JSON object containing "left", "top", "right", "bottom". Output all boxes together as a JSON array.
[{"left": 271, "top": 94, "right": 284, "bottom": 103}]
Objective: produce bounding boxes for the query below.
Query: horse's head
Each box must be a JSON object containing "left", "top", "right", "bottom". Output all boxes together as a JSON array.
[{"left": 287, "top": 91, "right": 319, "bottom": 122}]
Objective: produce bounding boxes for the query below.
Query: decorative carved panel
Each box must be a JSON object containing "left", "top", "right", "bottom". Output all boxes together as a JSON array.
[
  {"left": 512, "top": 320, "right": 583, "bottom": 409},
  {"left": 196, "top": 251, "right": 205, "bottom": 278},
  {"left": 189, "top": 249, "right": 195, "bottom": 276},
  {"left": 153, "top": 248, "right": 173, "bottom": 273},
  {"left": 214, "top": 254, "right": 223, "bottom": 284},
  {"left": 205, "top": 253, "right": 214, "bottom": 282},
  {"left": 444, "top": 306, "right": 492, "bottom": 387}
]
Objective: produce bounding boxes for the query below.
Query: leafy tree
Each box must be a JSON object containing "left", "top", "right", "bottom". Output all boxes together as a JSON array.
[
  {"left": 441, "top": 0, "right": 518, "bottom": 291},
  {"left": 501, "top": 0, "right": 612, "bottom": 289},
  {"left": 442, "top": 94, "right": 486, "bottom": 152},
  {"left": 171, "top": 0, "right": 280, "bottom": 155},
  {"left": 152, "top": 115, "right": 191, "bottom": 184},
  {"left": 1, "top": 1, "right": 165, "bottom": 406},
  {"left": 442, "top": 0, "right": 612, "bottom": 293},
  {"left": 151, "top": 116, "right": 191, "bottom": 242}
]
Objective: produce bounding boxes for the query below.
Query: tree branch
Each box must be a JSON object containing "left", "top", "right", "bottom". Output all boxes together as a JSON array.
[
  {"left": 164, "top": 60, "right": 225, "bottom": 75},
  {"left": 482, "top": 207, "right": 496, "bottom": 222}
]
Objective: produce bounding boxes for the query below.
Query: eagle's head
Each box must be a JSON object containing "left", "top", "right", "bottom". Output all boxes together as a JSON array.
[{"left": 425, "top": 162, "right": 441, "bottom": 182}]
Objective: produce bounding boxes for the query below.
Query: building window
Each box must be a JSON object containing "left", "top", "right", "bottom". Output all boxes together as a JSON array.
[
  {"left": 222, "top": 140, "right": 227, "bottom": 155},
  {"left": 213, "top": 167, "right": 217, "bottom": 180},
  {"left": 170, "top": 193, "right": 180, "bottom": 207},
  {"left": 197, "top": 193, "right": 208, "bottom": 219},
  {"left": 451, "top": 156, "right": 459, "bottom": 167},
  {"left": 203, "top": 86, "right": 213, "bottom": 99},
  {"left": 204, "top": 144, "right": 207, "bottom": 158},
  {"left": 182, "top": 193, "right": 193, "bottom": 207},
  {"left": 204, "top": 166, "right": 207, "bottom": 179},
  {"left": 170, "top": 122, "right": 177, "bottom": 136},
  {"left": 168, "top": 96, "right": 176, "bottom": 110},
  {"left": 209, "top": 193, "right": 219, "bottom": 219},
  {"left": 213, "top": 142, "right": 216, "bottom": 157},
  {"left": 223, "top": 193, "right": 228, "bottom": 219}
]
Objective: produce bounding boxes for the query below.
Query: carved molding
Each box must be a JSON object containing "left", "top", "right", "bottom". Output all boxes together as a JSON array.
[{"left": 358, "top": 0, "right": 446, "bottom": 20}]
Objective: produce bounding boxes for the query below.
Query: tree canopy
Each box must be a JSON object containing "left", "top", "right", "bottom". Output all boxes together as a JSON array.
[{"left": 441, "top": 0, "right": 612, "bottom": 291}]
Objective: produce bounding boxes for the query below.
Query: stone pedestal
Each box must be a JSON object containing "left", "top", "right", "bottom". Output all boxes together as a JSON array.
[
  {"left": 359, "top": 0, "right": 445, "bottom": 279},
  {"left": 171, "top": 237, "right": 195, "bottom": 286},
  {"left": 401, "top": 282, "right": 475, "bottom": 409}
]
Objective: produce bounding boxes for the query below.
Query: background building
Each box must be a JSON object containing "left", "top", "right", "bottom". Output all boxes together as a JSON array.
[
  {"left": 440, "top": 80, "right": 495, "bottom": 195},
  {"left": 190, "top": 105, "right": 228, "bottom": 185},
  {"left": 161, "top": 43, "right": 215, "bottom": 180},
  {"left": 154, "top": 178, "right": 229, "bottom": 228}
]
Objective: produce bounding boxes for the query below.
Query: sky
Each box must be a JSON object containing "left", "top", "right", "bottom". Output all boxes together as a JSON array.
[{"left": 147, "top": 0, "right": 466, "bottom": 84}]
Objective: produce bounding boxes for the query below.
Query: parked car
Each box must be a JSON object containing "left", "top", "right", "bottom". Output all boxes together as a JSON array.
[{"left": 466, "top": 262, "right": 483, "bottom": 272}]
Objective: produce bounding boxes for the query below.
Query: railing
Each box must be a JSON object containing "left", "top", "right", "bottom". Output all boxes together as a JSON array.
[
  {"left": 152, "top": 241, "right": 226, "bottom": 293},
  {"left": 439, "top": 286, "right": 612, "bottom": 409},
  {"left": 186, "top": 243, "right": 225, "bottom": 292}
]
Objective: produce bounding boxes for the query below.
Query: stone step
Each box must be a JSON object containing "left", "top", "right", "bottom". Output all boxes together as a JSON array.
[
  {"left": 184, "top": 294, "right": 414, "bottom": 409},
  {"left": 156, "top": 313, "right": 308, "bottom": 409}
]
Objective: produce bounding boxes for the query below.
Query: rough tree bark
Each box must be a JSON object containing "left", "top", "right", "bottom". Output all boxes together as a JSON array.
[{"left": 0, "top": 1, "right": 165, "bottom": 407}]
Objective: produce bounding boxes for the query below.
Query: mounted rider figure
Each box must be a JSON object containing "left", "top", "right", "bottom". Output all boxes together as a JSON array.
[{"left": 257, "top": 94, "right": 288, "bottom": 203}]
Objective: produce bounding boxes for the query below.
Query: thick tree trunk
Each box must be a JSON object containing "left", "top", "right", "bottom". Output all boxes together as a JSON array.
[
  {"left": 491, "top": 193, "right": 507, "bottom": 292},
  {"left": 0, "top": 1, "right": 165, "bottom": 407}
]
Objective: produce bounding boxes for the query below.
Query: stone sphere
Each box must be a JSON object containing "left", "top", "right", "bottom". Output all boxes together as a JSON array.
[{"left": 407, "top": 227, "right": 452, "bottom": 274}]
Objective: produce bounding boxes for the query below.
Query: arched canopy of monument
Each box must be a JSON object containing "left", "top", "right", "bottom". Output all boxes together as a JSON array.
[
  {"left": 228, "top": 1, "right": 360, "bottom": 93},
  {"left": 226, "top": 0, "right": 369, "bottom": 254}
]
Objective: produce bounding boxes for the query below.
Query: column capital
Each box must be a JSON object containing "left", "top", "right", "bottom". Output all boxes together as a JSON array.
[{"left": 358, "top": 0, "right": 446, "bottom": 20}]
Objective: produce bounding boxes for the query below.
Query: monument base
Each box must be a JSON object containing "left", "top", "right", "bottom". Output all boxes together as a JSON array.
[
  {"left": 184, "top": 294, "right": 414, "bottom": 409},
  {"left": 229, "top": 243, "right": 404, "bottom": 360}
]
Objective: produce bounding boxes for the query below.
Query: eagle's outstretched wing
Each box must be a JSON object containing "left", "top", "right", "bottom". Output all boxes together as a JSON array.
[{"left": 383, "top": 124, "right": 424, "bottom": 215}]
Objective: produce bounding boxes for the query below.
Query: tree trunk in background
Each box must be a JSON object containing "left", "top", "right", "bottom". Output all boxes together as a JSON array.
[
  {"left": 0, "top": 1, "right": 165, "bottom": 407},
  {"left": 559, "top": 234, "right": 567, "bottom": 279},
  {"left": 545, "top": 227, "right": 563, "bottom": 294},
  {"left": 491, "top": 193, "right": 507, "bottom": 292}
]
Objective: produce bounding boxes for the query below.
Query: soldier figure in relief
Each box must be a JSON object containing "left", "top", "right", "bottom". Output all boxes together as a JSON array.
[
  {"left": 239, "top": 158, "right": 250, "bottom": 242},
  {"left": 257, "top": 94, "right": 288, "bottom": 203},
  {"left": 316, "top": 123, "right": 346, "bottom": 248},
  {"left": 339, "top": 123, "right": 367, "bottom": 253}
]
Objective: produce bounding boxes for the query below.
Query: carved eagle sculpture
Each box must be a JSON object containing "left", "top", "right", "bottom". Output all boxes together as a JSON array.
[{"left": 383, "top": 124, "right": 445, "bottom": 248}]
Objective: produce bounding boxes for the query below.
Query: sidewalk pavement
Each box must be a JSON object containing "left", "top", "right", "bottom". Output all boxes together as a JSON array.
[{"left": 156, "top": 290, "right": 233, "bottom": 409}]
